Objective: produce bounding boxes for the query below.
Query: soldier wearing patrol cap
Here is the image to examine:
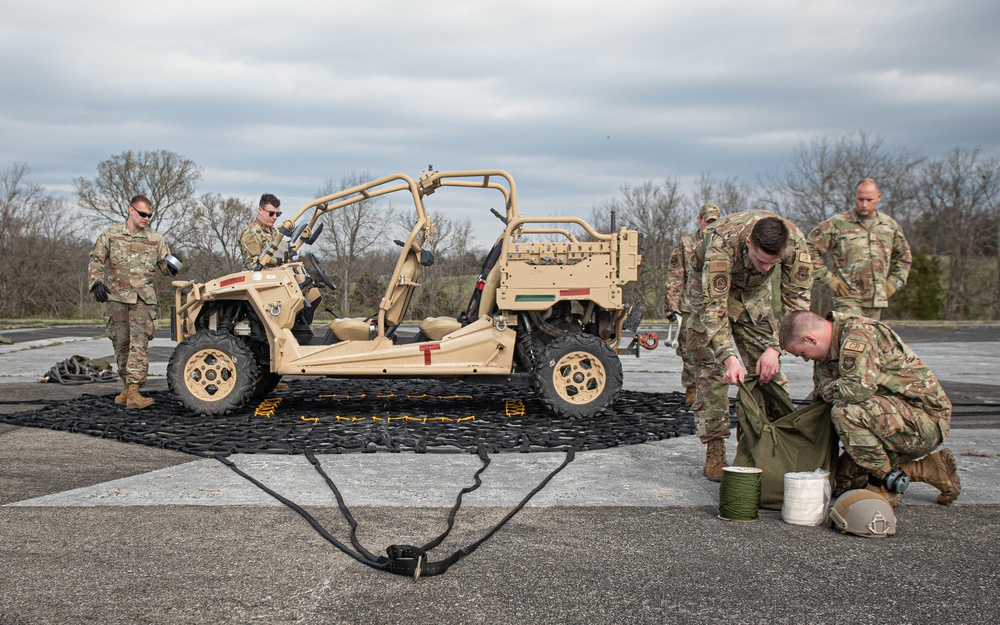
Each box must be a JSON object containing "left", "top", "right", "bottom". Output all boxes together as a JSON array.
[
  {"left": 664, "top": 203, "right": 720, "bottom": 405},
  {"left": 687, "top": 210, "right": 813, "bottom": 481},
  {"left": 807, "top": 178, "right": 912, "bottom": 320},
  {"left": 88, "top": 194, "right": 179, "bottom": 410},
  {"left": 779, "top": 310, "right": 960, "bottom": 508}
]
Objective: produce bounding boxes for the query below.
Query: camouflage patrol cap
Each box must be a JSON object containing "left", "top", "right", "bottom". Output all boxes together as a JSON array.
[
  {"left": 828, "top": 489, "right": 897, "bottom": 538},
  {"left": 699, "top": 203, "right": 720, "bottom": 223}
]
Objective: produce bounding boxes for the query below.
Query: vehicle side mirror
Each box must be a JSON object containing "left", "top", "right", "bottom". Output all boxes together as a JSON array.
[{"left": 304, "top": 222, "right": 324, "bottom": 245}]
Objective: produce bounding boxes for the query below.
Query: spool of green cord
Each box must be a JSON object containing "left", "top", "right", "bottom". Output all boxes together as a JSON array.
[{"left": 719, "top": 466, "right": 762, "bottom": 521}]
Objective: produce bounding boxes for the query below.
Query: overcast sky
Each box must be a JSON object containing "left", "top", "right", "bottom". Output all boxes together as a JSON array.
[{"left": 2, "top": 0, "right": 999, "bottom": 242}]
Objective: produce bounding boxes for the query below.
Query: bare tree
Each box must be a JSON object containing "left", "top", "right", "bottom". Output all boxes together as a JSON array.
[
  {"left": 915, "top": 147, "right": 1000, "bottom": 319},
  {"left": 409, "top": 214, "right": 478, "bottom": 318},
  {"left": 690, "top": 171, "right": 759, "bottom": 215},
  {"left": 177, "top": 193, "right": 255, "bottom": 279},
  {"left": 0, "top": 163, "right": 87, "bottom": 318},
  {"left": 315, "top": 169, "right": 397, "bottom": 317},
  {"left": 74, "top": 150, "right": 202, "bottom": 240},
  {"left": 591, "top": 178, "right": 688, "bottom": 317},
  {"left": 761, "top": 131, "right": 923, "bottom": 233}
]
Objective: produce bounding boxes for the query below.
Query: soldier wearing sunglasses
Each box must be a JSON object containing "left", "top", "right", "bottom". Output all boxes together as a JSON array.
[
  {"left": 88, "top": 194, "right": 180, "bottom": 410},
  {"left": 239, "top": 193, "right": 284, "bottom": 270}
]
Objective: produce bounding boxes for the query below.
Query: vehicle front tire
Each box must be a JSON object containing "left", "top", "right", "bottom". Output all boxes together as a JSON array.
[
  {"left": 533, "top": 333, "right": 623, "bottom": 419},
  {"left": 168, "top": 330, "right": 258, "bottom": 415}
]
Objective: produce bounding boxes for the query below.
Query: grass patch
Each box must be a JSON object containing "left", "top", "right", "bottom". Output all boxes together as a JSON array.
[{"left": 0, "top": 319, "right": 102, "bottom": 330}]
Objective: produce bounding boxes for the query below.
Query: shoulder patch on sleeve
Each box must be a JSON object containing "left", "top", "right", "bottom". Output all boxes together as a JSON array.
[
  {"left": 843, "top": 340, "right": 867, "bottom": 353},
  {"left": 708, "top": 261, "right": 728, "bottom": 272},
  {"left": 798, "top": 251, "right": 811, "bottom": 263},
  {"left": 711, "top": 273, "right": 730, "bottom": 294}
]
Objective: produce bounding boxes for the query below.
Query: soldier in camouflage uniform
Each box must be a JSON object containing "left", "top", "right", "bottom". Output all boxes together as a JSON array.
[
  {"left": 88, "top": 195, "right": 176, "bottom": 410},
  {"left": 687, "top": 210, "right": 813, "bottom": 481},
  {"left": 779, "top": 310, "right": 960, "bottom": 507},
  {"left": 808, "top": 178, "right": 911, "bottom": 320},
  {"left": 239, "top": 193, "right": 283, "bottom": 270},
  {"left": 664, "top": 203, "right": 720, "bottom": 405}
]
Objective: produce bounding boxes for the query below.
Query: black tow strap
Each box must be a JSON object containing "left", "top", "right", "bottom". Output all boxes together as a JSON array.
[
  {"left": 40, "top": 355, "right": 116, "bottom": 385},
  {"left": 212, "top": 445, "right": 575, "bottom": 579}
]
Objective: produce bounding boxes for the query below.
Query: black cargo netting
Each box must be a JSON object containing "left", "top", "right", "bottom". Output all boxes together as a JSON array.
[{"left": 2, "top": 378, "right": 736, "bottom": 455}]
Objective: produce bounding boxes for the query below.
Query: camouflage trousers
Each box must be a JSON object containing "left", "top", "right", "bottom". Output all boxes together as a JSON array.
[
  {"left": 689, "top": 319, "right": 788, "bottom": 444},
  {"left": 105, "top": 301, "right": 157, "bottom": 385},
  {"left": 675, "top": 316, "right": 697, "bottom": 391},
  {"left": 832, "top": 395, "right": 949, "bottom": 483}
]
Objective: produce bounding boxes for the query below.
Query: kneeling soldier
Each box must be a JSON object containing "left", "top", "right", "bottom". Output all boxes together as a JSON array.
[{"left": 779, "top": 310, "right": 960, "bottom": 507}]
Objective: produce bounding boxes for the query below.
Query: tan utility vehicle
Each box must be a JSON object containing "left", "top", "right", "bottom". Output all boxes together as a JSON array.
[{"left": 167, "top": 168, "right": 643, "bottom": 418}]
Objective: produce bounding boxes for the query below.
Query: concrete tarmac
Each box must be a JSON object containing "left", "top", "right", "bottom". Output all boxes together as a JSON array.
[{"left": 1, "top": 323, "right": 999, "bottom": 625}]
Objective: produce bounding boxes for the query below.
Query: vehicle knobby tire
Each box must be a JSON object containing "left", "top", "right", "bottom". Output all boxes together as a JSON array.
[
  {"left": 167, "top": 330, "right": 258, "bottom": 415},
  {"left": 532, "top": 333, "right": 623, "bottom": 419}
]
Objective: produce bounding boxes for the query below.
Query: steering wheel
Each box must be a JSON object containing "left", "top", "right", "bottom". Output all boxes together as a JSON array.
[{"left": 305, "top": 252, "right": 337, "bottom": 291}]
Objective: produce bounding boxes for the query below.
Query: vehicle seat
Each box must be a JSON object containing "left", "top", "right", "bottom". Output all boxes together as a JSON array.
[
  {"left": 328, "top": 245, "right": 424, "bottom": 341},
  {"left": 328, "top": 316, "right": 376, "bottom": 341},
  {"left": 418, "top": 316, "right": 462, "bottom": 341},
  {"left": 417, "top": 253, "right": 502, "bottom": 341}
]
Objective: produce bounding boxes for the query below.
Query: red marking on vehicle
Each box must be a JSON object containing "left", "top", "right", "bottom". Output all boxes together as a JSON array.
[
  {"left": 419, "top": 343, "right": 441, "bottom": 365},
  {"left": 560, "top": 288, "right": 590, "bottom": 297},
  {"left": 220, "top": 276, "right": 246, "bottom": 287}
]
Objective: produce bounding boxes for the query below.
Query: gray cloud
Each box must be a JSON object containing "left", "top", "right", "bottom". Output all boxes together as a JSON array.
[{"left": 2, "top": 1, "right": 999, "bottom": 243}]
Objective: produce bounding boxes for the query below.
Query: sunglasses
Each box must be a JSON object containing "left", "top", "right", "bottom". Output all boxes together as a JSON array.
[
  {"left": 130, "top": 205, "right": 153, "bottom": 219},
  {"left": 262, "top": 209, "right": 282, "bottom": 217}
]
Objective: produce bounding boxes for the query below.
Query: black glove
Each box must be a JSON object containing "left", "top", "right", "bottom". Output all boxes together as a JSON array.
[
  {"left": 91, "top": 282, "right": 109, "bottom": 303},
  {"left": 665, "top": 310, "right": 677, "bottom": 323}
]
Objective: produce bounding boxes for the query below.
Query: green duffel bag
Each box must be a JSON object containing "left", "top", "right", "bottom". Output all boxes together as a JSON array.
[{"left": 732, "top": 376, "right": 839, "bottom": 510}]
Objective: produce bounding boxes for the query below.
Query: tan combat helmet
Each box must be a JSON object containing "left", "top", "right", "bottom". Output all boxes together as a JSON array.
[{"left": 828, "top": 489, "right": 897, "bottom": 538}]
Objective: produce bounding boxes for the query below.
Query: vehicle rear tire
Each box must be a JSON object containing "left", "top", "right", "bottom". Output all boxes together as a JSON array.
[
  {"left": 533, "top": 333, "right": 623, "bottom": 419},
  {"left": 168, "top": 330, "right": 258, "bottom": 415}
]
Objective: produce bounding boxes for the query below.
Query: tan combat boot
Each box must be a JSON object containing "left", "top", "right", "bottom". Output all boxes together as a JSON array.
[
  {"left": 114, "top": 387, "right": 128, "bottom": 405},
  {"left": 865, "top": 484, "right": 902, "bottom": 508},
  {"left": 684, "top": 387, "right": 697, "bottom": 406},
  {"left": 125, "top": 383, "right": 155, "bottom": 410},
  {"left": 703, "top": 439, "right": 728, "bottom": 482},
  {"left": 897, "top": 449, "right": 961, "bottom": 505}
]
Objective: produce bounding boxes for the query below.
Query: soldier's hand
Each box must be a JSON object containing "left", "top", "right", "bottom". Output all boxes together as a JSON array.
[
  {"left": 756, "top": 348, "right": 782, "bottom": 384},
  {"left": 828, "top": 276, "right": 851, "bottom": 297},
  {"left": 722, "top": 356, "right": 745, "bottom": 386},
  {"left": 886, "top": 282, "right": 897, "bottom": 298},
  {"left": 91, "top": 281, "right": 109, "bottom": 303},
  {"left": 665, "top": 310, "right": 677, "bottom": 323}
]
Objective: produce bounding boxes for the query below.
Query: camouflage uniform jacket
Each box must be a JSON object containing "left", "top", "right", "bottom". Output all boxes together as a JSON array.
[
  {"left": 815, "top": 311, "right": 951, "bottom": 422},
  {"left": 692, "top": 210, "right": 813, "bottom": 362},
  {"left": 88, "top": 223, "right": 172, "bottom": 305},
  {"left": 808, "top": 208, "right": 912, "bottom": 309},
  {"left": 239, "top": 220, "right": 277, "bottom": 270},
  {"left": 664, "top": 228, "right": 703, "bottom": 315}
]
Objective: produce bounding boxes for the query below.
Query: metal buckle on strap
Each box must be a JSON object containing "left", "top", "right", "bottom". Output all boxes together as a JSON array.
[{"left": 386, "top": 544, "right": 425, "bottom": 581}]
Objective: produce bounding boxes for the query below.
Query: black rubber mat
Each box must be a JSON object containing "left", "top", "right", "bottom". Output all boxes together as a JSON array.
[{"left": 1, "top": 378, "right": 723, "bottom": 455}]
